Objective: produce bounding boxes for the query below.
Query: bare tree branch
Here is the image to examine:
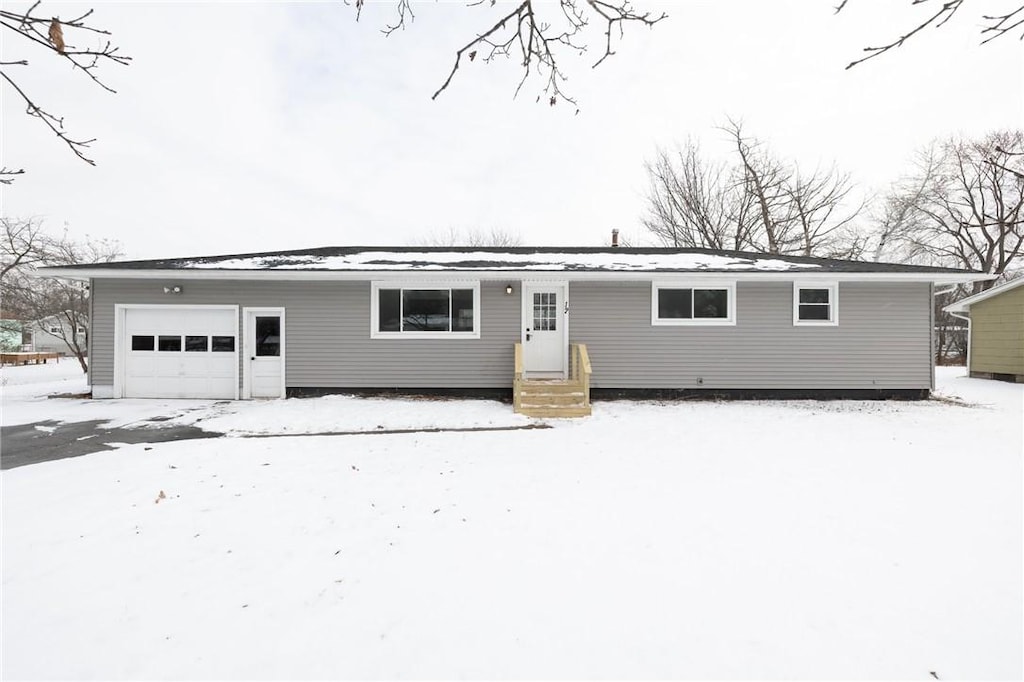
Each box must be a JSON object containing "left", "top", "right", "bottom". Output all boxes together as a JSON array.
[
  {"left": 0, "top": 1, "right": 130, "bottom": 178},
  {"left": 981, "top": 4, "right": 1024, "bottom": 42},
  {"left": 0, "top": 167, "right": 26, "bottom": 185},
  {"left": 841, "top": 0, "right": 965, "bottom": 70},
  {"left": 357, "top": 1, "right": 664, "bottom": 108},
  {"left": 837, "top": 1, "right": 1024, "bottom": 69}
]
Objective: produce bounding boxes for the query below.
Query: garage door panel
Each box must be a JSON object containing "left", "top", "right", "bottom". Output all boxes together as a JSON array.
[{"left": 123, "top": 307, "right": 238, "bottom": 399}]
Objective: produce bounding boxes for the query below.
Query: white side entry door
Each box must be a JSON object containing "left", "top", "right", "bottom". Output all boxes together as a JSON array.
[{"left": 244, "top": 308, "right": 285, "bottom": 398}]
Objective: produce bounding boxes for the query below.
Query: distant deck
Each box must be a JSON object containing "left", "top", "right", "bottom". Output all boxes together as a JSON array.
[{"left": 1, "top": 352, "right": 61, "bottom": 366}]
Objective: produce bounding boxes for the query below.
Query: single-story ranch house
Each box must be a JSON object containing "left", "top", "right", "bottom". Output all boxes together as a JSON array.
[
  {"left": 42, "top": 246, "right": 990, "bottom": 415},
  {"left": 944, "top": 277, "right": 1024, "bottom": 383}
]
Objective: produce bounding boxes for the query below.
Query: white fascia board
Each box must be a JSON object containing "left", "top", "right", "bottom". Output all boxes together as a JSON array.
[
  {"left": 943, "top": 276, "right": 1024, "bottom": 313},
  {"left": 38, "top": 267, "right": 995, "bottom": 285}
]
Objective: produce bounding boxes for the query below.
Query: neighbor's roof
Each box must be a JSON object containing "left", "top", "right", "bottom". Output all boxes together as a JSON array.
[
  {"left": 40, "top": 246, "right": 990, "bottom": 283},
  {"left": 944, "top": 276, "right": 1024, "bottom": 313}
]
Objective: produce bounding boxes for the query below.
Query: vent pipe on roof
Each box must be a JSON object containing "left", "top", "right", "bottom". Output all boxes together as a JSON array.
[{"left": 611, "top": 229, "right": 619, "bottom": 248}]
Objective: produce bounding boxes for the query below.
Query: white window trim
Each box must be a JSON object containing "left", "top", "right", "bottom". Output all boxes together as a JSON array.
[
  {"left": 370, "top": 281, "right": 482, "bottom": 339},
  {"left": 793, "top": 282, "right": 839, "bottom": 326},
  {"left": 651, "top": 281, "right": 737, "bottom": 326}
]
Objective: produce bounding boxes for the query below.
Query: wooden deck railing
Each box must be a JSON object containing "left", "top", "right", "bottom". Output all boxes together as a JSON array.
[
  {"left": 569, "top": 343, "right": 592, "bottom": 409},
  {"left": 513, "top": 342, "right": 524, "bottom": 411}
]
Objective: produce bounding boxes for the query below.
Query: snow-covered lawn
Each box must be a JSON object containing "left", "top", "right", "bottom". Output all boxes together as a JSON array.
[{"left": 2, "top": 363, "right": 1021, "bottom": 679}]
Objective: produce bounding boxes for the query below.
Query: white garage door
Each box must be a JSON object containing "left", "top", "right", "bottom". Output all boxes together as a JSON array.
[{"left": 123, "top": 307, "right": 238, "bottom": 399}]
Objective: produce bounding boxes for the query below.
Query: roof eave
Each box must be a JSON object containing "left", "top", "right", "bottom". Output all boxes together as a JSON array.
[
  {"left": 37, "top": 267, "right": 992, "bottom": 284},
  {"left": 942, "top": 276, "right": 1024, "bottom": 312}
]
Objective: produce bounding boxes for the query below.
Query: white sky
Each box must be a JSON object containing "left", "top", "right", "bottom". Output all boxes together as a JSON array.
[{"left": 1, "top": 0, "right": 1022, "bottom": 260}]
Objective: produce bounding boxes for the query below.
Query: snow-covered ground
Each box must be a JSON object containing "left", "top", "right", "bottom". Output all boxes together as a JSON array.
[{"left": 2, "top": 361, "right": 1022, "bottom": 679}]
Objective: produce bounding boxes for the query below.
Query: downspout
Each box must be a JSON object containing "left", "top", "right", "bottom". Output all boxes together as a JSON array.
[
  {"left": 88, "top": 277, "right": 94, "bottom": 392},
  {"left": 932, "top": 285, "right": 957, "bottom": 389}
]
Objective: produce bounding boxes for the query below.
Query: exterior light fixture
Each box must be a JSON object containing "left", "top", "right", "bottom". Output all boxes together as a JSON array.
[
  {"left": 163, "top": 285, "right": 182, "bottom": 294},
  {"left": 505, "top": 285, "right": 514, "bottom": 295}
]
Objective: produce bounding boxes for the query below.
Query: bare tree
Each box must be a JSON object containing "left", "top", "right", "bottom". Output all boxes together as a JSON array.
[
  {"left": 0, "top": 1, "right": 131, "bottom": 179},
  {"left": 643, "top": 121, "right": 866, "bottom": 258},
  {"left": 352, "top": 0, "right": 666, "bottom": 109},
  {"left": 1, "top": 218, "right": 122, "bottom": 372},
  {"left": 724, "top": 120, "right": 796, "bottom": 255},
  {"left": 419, "top": 227, "right": 523, "bottom": 247},
  {"left": 786, "top": 166, "right": 864, "bottom": 258},
  {"left": 836, "top": 1, "right": 1024, "bottom": 69},
  {"left": 878, "top": 130, "right": 1024, "bottom": 293},
  {"left": 1, "top": 216, "right": 52, "bottom": 280},
  {"left": 642, "top": 141, "right": 746, "bottom": 250}
]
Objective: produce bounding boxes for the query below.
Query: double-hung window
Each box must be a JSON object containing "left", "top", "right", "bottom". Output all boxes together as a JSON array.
[
  {"left": 371, "top": 282, "right": 481, "bottom": 339},
  {"left": 651, "top": 282, "right": 736, "bottom": 325},
  {"left": 793, "top": 282, "right": 839, "bottom": 326}
]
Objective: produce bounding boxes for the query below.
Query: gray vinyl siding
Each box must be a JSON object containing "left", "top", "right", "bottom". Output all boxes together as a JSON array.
[
  {"left": 91, "top": 278, "right": 932, "bottom": 392},
  {"left": 569, "top": 281, "right": 932, "bottom": 389},
  {"left": 90, "top": 280, "right": 520, "bottom": 389}
]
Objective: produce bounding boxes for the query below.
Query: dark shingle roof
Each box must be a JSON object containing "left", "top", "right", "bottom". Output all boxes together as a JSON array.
[{"left": 44, "top": 246, "right": 980, "bottom": 274}]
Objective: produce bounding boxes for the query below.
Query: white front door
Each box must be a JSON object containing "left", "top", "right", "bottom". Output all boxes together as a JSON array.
[
  {"left": 522, "top": 283, "right": 567, "bottom": 378},
  {"left": 244, "top": 309, "right": 285, "bottom": 398}
]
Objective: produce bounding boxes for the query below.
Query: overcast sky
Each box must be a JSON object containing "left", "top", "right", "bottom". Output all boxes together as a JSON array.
[{"left": 1, "top": 0, "right": 1021, "bottom": 260}]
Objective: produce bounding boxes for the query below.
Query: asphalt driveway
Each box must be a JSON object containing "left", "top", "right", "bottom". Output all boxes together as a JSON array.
[{"left": 1, "top": 419, "right": 218, "bottom": 470}]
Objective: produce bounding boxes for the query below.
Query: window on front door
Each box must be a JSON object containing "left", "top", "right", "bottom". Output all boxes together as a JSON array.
[{"left": 533, "top": 292, "right": 557, "bottom": 331}]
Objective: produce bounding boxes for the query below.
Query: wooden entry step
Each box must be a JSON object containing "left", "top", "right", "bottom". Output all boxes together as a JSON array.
[{"left": 513, "top": 343, "right": 592, "bottom": 418}]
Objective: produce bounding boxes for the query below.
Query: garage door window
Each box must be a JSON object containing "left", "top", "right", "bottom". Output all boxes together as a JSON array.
[
  {"left": 158, "top": 336, "right": 182, "bottom": 351},
  {"left": 131, "top": 335, "right": 155, "bottom": 351},
  {"left": 212, "top": 336, "right": 235, "bottom": 352},
  {"left": 185, "top": 335, "right": 208, "bottom": 352}
]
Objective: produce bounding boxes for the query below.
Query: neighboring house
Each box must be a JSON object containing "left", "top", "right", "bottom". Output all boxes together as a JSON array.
[
  {"left": 41, "top": 246, "right": 989, "bottom": 406},
  {"left": 944, "top": 277, "right": 1024, "bottom": 383},
  {"left": 23, "top": 317, "right": 89, "bottom": 355}
]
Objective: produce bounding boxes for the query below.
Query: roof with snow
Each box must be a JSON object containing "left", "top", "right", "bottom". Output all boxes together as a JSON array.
[{"left": 42, "top": 246, "right": 981, "bottom": 275}]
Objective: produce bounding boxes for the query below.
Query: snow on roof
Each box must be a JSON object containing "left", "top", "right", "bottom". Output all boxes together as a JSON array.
[
  {"left": 179, "top": 250, "right": 818, "bottom": 272},
  {"left": 40, "top": 247, "right": 988, "bottom": 281}
]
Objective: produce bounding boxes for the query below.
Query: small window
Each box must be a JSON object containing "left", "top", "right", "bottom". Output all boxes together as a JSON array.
[
  {"left": 48, "top": 325, "right": 62, "bottom": 334},
  {"left": 211, "top": 336, "right": 235, "bottom": 352},
  {"left": 158, "top": 335, "right": 182, "bottom": 352},
  {"left": 372, "top": 283, "right": 481, "bottom": 338},
  {"left": 185, "top": 335, "right": 209, "bottom": 352},
  {"left": 652, "top": 283, "right": 735, "bottom": 325},
  {"left": 131, "top": 335, "right": 155, "bottom": 351},
  {"left": 255, "top": 316, "right": 281, "bottom": 356},
  {"left": 794, "top": 283, "right": 839, "bottom": 326}
]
